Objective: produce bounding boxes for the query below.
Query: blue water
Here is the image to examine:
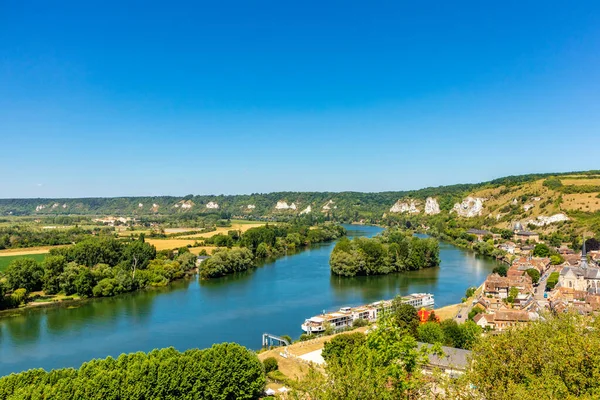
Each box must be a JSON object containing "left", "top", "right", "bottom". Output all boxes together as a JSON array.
[{"left": 0, "top": 225, "right": 500, "bottom": 375}]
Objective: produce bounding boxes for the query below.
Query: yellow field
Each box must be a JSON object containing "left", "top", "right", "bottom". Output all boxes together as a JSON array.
[
  {"left": 0, "top": 245, "right": 65, "bottom": 256},
  {"left": 189, "top": 246, "right": 218, "bottom": 255},
  {"left": 562, "top": 193, "right": 600, "bottom": 212},
  {"left": 144, "top": 239, "right": 200, "bottom": 251},
  {"left": 183, "top": 222, "right": 266, "bottom": 239},
  {"left": 561, "top": 178, "right": 600, "bottom": 186}
]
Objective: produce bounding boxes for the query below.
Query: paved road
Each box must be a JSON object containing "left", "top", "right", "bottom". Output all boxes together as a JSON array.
[{"left": 454, "top": 303, "right": 473, "bottom": 324}]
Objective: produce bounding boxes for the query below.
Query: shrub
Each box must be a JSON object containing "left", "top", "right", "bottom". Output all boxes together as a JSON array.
[{"left": 263, "top": 357, "right": 278, "bottom": 373}]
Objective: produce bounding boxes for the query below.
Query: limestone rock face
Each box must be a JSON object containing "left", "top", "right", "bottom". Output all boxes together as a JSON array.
[
  {"left": 424, "top": 197, "right": 440, "bottom": 215},
  {"left": 138, "top": 203, "right": 143, "bottom": 208},
  {"left": 247, "top": 204, "right": 256, "bottom": 209},
  {"left": 62, "top": 204, "right": 67, "bottom": 209},
  {"left": 389, "top": 200, "right": 420, "bottom": 214},
  {"left": 300, "top": 205, "right": 312, "bottom": 215},
  {"left": 523, "top": 204, "right": 534, "bottom": 212},
  {"left": 527, "top": 213, "right": 569, "bottom": 227},
  {"left": 51, "top": 203, "right": 59, "bottom": 209},
  {"left": 452, "top": 197, "right": 485, "bottom": 217},
  {"left": 151, "top": 203, "right": 159, "bottom": 212},
  {"left": 35, "top": 204, "right": 46, "bottom": 212},
  {"left": 322, "top": 200, "right": 335, "bottom": 211},
  {"left": 275, "top": 201, "right": 296, "bottom": 210},
  {"left": 205, "top": 201, "right": 219, "bottom": 209}
]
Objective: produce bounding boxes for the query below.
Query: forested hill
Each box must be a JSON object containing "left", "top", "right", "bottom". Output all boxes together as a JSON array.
[{"left": 1, "top": 171, "right": 599, "bottom": 223}]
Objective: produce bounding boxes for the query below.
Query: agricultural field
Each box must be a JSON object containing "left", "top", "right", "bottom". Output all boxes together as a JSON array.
[
  {"left": 561, "top": 178, "right": 600, "bottom": 186},
  {"left": 0, "top": 253, "right": 46, "bottom": 272},
  {"left": 182, "top": 221, "right": 266, "bottom": 239},
  {"left": 562, "top": 193, "right": 600, "bottom": 213},
  {"left": 144, "top": 239, "right": 200, "bottom": 251}
]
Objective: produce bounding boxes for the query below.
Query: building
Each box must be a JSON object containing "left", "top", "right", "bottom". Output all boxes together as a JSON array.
[
  {"left": 513, "top": 230, "right": 540, "bottom": 243},
  {"left": 473, "top": 313, "right": 495, "bottom": 329},
  {"left": 492, "top": 309, "right": 532, "bottom": 331},
  {"left": 484, "top": 273, "right": 534, "bottom": 299},
  {"left": 557, "top": 240, "right": 600, "bottom": 294},
  {"left": 466, "top": 229, "right": 491, "bottom": 242},
  {"left": 419, "top": 343, "right": 471, "bottom": 377}
]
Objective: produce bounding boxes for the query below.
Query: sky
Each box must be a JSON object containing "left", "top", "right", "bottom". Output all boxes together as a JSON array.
[{"left": 1, "top": 1, "right": 599, "bottom": 198}]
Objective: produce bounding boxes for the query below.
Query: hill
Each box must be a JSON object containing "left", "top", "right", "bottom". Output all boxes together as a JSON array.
[{"left": 1, "top": 170, "right": 599, "bottom": 235}]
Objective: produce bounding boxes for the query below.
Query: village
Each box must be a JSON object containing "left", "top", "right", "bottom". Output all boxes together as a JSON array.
[{"left": 463, "top": 223, "right": 600, "bottom": 331}]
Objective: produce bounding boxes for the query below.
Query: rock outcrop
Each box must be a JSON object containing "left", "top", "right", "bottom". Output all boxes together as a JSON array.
[
  {"left": 35, "top": 204, "right": 46, "bottom": 212},
  {"left": 523, "top": 204, "right": 534, "bottom": 212},
  {"left": 275, "top": 201, "right": 296, "bottom": 210},
  {"left": 300, "top": 205, "right": 312, "bottom": 215},
  {"left": 247, "top": 204, "right": 256, "bottom": 209},
  {"left": 452, "top": 197, "right": 485, "bottom": 217},
  {"left": 424, "top": 197, "right": 440, "bottom": 215},
  {"left": 322, "top": 200, "right": 335, "bottom": 211},
  {"left": 151, "top": 203, "right": 159, "bottom": 212},
  {"left": 138, "top": 203, "right": 143, "bottom": 208},
  {"left": 389, "top": 200, "right": 420, "bottom": 214},
  {"left": 205, "top": 201, "right": 219, "bottom": 209},
  {"left": 527, "top": 213, "right": 569, "bottom": 227}
]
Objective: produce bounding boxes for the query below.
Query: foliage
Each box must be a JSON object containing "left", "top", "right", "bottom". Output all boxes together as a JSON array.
[
  {"left": 199, "top": 247, "right": 254, "bottom": 279},
  {"left": 392, "top": 301, "right": 420, "bottom": 336},
  {"left": 542, "top": 177, "right": 563, "bottom": 190},
  {"left": 546, "top": 272, "right": 560, "bottom": 290},
  {"left": 533, "top": 243, "right": 551, "bottom": 257},
  {"left": 299, "top": 316, "right": 431, "bottom": 399},
  {"left": 330, "top": 229, "right": 440, "bottom": 276},
  {"left": 525, "top": 268, "right": 540, "bottom": 284},
  {"left": 439, "top": 319, "right": 481, "bottom": 350},
  {"left": 3, "top": 258, "right": 44, "bottom": 292},
  {"left": 492, "top": 265, "right": 508, "bottom": 277},
  {"left": 262, "top": 357, "right": 278, "bottom": 373},
  {"left": 507, "top": 286, "right": 519, "bottom": 303},
  {"left": 0, "top": 343, "right": 265, "bottom": 400},
  {"left": 417, "top": 322, "right": 444, "bottom": 344},
  {"left": 457, "top": 313, "right": 600, "bottom": 400},
  {"left": 464, "top": 286, "right": 476, "bottom": 298},
  {"left": 321, "top": 332, "right": 366, "bottom": 363},
  {"left": 550, "top": 254, "right": 564, "bottom": 265}
]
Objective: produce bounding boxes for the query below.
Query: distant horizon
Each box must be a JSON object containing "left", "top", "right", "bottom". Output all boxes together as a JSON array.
[
  {"left": 1, "top": 168, "right": 596, "bottom": 200},
  {"left": 2, "top": 2, "right": 599, "bottom": 198}
]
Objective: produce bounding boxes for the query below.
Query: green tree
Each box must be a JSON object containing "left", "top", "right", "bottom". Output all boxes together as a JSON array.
[
  {"left": 322, "top": 332, "right": 366, "bottom": 362},
  {"left": 457, "top": 313, "right": 600, "bottom": 399},
  {"left": 392, "top": 301, "right": 420, "bottom": 337},
  {"left": 492, "top": 265, "right": 508, "bottom": 277},
  {"left": 42, "top": 255, "right": 67, "bottom": 294},
  {"left": 533, "top": 243, "right": 551, "bottom": 257},
  {"left": 4, "top": 258, "right": 44, "bottom": 292},
  {"left": 417, "top": 322, "right": 444, "bottom": 344},
  {"left": 525, "top": 268, "right": 540, "bottom": 284},
  {"left": 263, "top": 357, "right": 278, "bottom": 373},
  {"left": 507, "top": 286, "right": 519, "bottom": 303}
]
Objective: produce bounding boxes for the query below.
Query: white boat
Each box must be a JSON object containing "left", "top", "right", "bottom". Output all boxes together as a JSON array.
[{"left": 301, "top": 293, "right": 434, "bottom": 334}]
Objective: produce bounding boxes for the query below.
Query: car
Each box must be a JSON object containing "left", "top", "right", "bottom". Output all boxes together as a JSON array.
[{"left": 457, "top": 314, "right": 462, "bottom": 318}]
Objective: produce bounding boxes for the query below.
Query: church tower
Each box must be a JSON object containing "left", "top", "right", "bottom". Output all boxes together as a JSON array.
[{"left": 581, "top": 237, "right": 588, "bottom": 269}]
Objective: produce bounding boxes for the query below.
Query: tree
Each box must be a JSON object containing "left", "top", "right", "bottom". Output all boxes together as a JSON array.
[
  {"left": 525, "top": 268, "right": 540, "bottom": 284},
  {"left": 507, "top": 286, "right": 519, "bottom": 303},
  {"left": 585, "top": 237, "right": 600, "bottom": 251},
  {"left": 464, "top": 286, "right": 476, "bottom": 299},
  {"left": 392, "top": 301, "right": 420, "bottom": 337},
  {"left": 458, "top": 313, "right": 600, "bottom": 399},
  {"left": 550, "top": 254, "right": 564, "bottom": 265},
  {"left": 546, "top": 272, "right": 560, "bottom": 290},
  {"left": 42, "top": 255, "right": 67, "bottom": 294},
  {"left": 492, "top": 265, "right": 508, "bottom": 277},
  {"left": 532, "top": 243, "right": 550, "bottom": 257},
  {"left": 4, "top": 258, "right": 44, "bottom": 292},
  {"left": 417, "top": 322, "right": 444, "bottom": 344},
  {"left": 322, "top": 332, "right": 366, "bottom": 362},
  {"left": 263, "top": 357, "right": 278, "bottom": 373}
]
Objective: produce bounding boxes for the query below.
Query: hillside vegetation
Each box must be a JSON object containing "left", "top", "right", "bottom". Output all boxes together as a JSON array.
[{"left": 1, "top": 170, "right": 599, "bottom": 235}]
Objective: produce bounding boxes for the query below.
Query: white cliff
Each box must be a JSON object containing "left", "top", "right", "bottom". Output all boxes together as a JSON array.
[
  {"left": 523, "top": 204, "right": 534, "bottom": 212},
  {"left": 247, "top": 204, "right": 256, "bottom": 209},
  {"left": 275, "top": 201, "right": 296, "bottom": 210},
  {"left": 424, "top": 197, "right": 441, "bottom": 215},
  {"left": 452, "top": 197, "right": 485, "bottom": 217},
  {"left": 322, "top": 200, "right": 335, "bottom": 211},
  {"left": 527, "top": 213, "right": 569, "bottom": 227},
  {"left": 35, "top": 205, "right": 46, "bottom": 212},
  {"left": 138, "top": 203, "right": 144, "bottom": 208},
  {"left": 205, "top": 201, "right": 219, "bottom": 209},
  {"left": 389, "top": 200, "right": 420, "bottom": 214},
  {"left": 300, "top": 205, "right": 312, "bottom": 215}
]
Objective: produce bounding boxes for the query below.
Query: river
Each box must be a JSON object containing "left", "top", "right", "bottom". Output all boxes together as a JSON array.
[{"left": 0, "top": 225, "right": 502, "bottom": 376}]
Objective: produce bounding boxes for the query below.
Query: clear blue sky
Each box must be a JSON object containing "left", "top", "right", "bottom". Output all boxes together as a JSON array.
[{"left": 1, "top": 1, "right": 599, "bottom": 198}]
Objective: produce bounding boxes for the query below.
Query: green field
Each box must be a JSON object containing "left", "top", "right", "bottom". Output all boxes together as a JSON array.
[{"left": 0, "top": 253, "right": 47, "bottom": 272}]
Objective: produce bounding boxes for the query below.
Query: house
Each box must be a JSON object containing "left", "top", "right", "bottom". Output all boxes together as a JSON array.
[
  {"left": 466, "top": 229, "right": 491, "bottom": 242},
  {"left": 473, "top": 313, "right": 495, "bottom": 329},
  {"left": 484, "top": 273, "right": 534, "bottom": 299},
  {"left": 195, "top": 255, "right": 210, "bottom": 267},
  {"left": 514, "top": 230, "right": 540, "bottom": 243},
  {"left": 497, "top": 241, "right": 516, "bottom": 254},
  {"left": 492, "top": 309, "right": 531, "bottom": 331}
]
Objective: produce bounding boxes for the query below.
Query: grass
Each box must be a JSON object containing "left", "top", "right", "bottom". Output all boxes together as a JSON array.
[
  {"left": 0, "top": 253, "right": 47, "bottom": 272},
  {"left": 182, "top": 222, "right": 266, "bottom": 239}
]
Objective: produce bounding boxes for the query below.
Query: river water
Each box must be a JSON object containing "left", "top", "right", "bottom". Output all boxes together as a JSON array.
[{"left": 0, "top": 225, "right": 501, "bottom": 376}]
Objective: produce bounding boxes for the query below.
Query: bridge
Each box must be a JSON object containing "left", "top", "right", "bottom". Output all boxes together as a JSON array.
[{"left": 262, "top": 333, "right": 290, "bottom": 348}]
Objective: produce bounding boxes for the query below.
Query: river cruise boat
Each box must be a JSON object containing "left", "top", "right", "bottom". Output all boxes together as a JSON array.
[{"left": 301, "top": 293, "right": 434, "bottom": 334}]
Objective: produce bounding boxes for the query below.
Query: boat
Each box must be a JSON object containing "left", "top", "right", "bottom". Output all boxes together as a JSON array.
[{"left": 301, "top": 293, "right": 434, "bottom": 334}]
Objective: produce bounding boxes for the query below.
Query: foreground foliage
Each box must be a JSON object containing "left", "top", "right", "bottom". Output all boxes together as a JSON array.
[{"left": 0, "top": 343, "right": 265, "bottom": 400}]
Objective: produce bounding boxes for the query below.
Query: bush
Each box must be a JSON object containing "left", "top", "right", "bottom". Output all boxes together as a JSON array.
[
  {"left": 492, "top": 265, "right": 508, "bottom": 277},
  {"left": 546, "top": 272, "right": 560, "bottom": 290},
  {"left": 352, "top": 318, "right": 368, "bottom": 327},
  {"left": 322, "top": 332, "right": 366, "bottom": 362},
  {"left": 263, "top": 357, "right": 278, "bottom": 373}
]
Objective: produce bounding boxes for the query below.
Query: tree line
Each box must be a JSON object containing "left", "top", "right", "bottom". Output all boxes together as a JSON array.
[
  {"left": 0, "top": 236, "right": 196, "bottom": 310},
  {"left": 329, "top": 229, "right": 440, "bottom": 276},
  {"left": 0, "top": 343, "right": 265, "bottom": 400},
  {"left": 0, "top": 226, "right": 106, "bottom": 250},
  {"left": 200, "top": 223, "right": 346, "bottom": 278}
]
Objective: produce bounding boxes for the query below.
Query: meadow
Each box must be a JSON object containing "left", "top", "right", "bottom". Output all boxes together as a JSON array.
[{"left": 0, "top": 253, "right": 46, "bottom": 272}]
